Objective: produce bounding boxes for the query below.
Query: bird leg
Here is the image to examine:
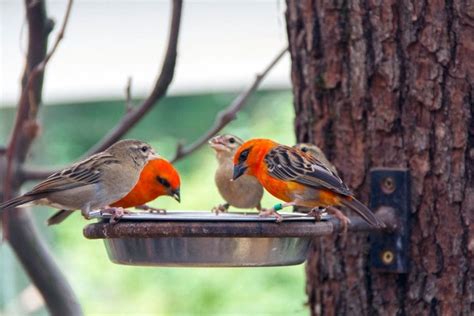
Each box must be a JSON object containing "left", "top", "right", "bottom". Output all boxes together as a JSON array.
[
  {"left": 81, "top": 206, "right": 92, "bottom": 220},
  {"left": 326, "top": 205, "right": 351, "bottom": 234},
  {"left": 258, "top": 202, "right": 296, "bottom": 223},
  {"left": 212, "top": 203, "right": 230, "bottom": 215},
  {"left": 100, "top": 206, "right": 128, "bottom": 224},
  {"left": 135, "top": 204, "right": 167, "bottom": 214},
  {"left": 308, "top": 206, "right": 327, "bottom": 221}
]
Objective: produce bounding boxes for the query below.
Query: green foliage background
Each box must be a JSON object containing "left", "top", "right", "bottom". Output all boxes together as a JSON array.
[{"left": 0, "top": 90, "right": 308, "bottom": 315}]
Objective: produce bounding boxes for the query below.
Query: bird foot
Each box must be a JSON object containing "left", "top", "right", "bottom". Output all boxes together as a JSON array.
[
  {"left": 308, "top": 206, "right": 326, "bottom": 221},
  {"left": 258, "top": 208, "right": 283, "bottom": 223},
  {"left": 212, "top": 203, "right": 230, "bottom": 215},
  {"left": 326, "top": 206, "right": 351, "bottom": 235},
  {"left": 101, "top": 207, "right": 128, "bottom": 224},
  {"left": 135, "top": 204, "right": 167, "bottom": 214}
]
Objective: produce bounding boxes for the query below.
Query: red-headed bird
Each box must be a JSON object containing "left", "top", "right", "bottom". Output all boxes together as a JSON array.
[
  {"left": 47, "top": 157, "right": 181, "bottom": 225},
  {"left": 232, "top": 138, "right": 384, "bottom": 229}
]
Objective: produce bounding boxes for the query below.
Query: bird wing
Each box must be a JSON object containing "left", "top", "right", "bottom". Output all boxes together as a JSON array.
[
  {"left": 264, "top": 145, "right": 352, "bottom": 196},
  {"left": 26, "top": 152, "right": 120, "bottom": 196}
]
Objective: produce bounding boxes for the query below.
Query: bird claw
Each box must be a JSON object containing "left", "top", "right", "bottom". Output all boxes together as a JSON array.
[
  {"left": 308, "top": 207, "right": 326, "bottom": 221},
  {"left": 135, "top": 204, "right": 167, "bottom": 214},
  {"left": 258, "top": 208, "right": 283, "bottom": 223},
  {"left": 326, "top": 206, "right": 351, "bottom": 235},
  {"left": 212, "top": 203, "right": 229, "bottom": 215},
  {"left": 100, "top": 207, "right": 128, "bottom": 224}
]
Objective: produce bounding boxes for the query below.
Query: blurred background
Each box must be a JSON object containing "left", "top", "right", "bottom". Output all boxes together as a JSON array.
[{"left": 0, "top": 1, "right": 307, "bottom": 315}]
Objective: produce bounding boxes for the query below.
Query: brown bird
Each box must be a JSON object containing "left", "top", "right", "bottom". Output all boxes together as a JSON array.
[
  {"left": 0, "top": 139, "right": 158, "bottom": 222},
  {"left": 209, "top": 134, "right": 264, "bottom": 213},
  {"left": 293, "top": 143, "right": 338, "bottom": 176}
]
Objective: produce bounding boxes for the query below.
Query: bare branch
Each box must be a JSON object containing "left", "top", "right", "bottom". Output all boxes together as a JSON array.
[
  {"left": 84, "top": 0, "right": 183, "bottom": 156},
  {"left": 170, "top": 46, "right": 288, "bottom": 163},
  {"left": 20, "top": 0, "right": 183, "bottom": 182},
  {"left": 1, "top": 0, "right": 82, "bottom": 314},
  {"left": 125, "top": 76, "right": 133, "bottom": 112},
  {"left": 20, "top": 166, "right": 54, "bottom": 181},
  {"left": 7, "top": 209, "right": 82, "bottom": 316},
  {"left": 7, "top": 0, "right": 73, "bottom": 164}
]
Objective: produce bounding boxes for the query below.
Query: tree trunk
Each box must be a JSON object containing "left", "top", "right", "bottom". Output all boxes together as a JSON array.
[{"left": 286, "top": 0, "right": 473, "bottom": 315}]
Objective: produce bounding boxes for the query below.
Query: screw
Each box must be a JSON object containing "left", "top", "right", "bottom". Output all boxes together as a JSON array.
[
  {"left": 381, "top": 250, "right": 395, "bottom": 265},
  {"left": 381, "top": 177, "right": 396, "bottom": 194}
]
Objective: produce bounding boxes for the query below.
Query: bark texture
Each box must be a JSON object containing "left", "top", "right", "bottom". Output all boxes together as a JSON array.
[{"left": 286, "top": 0, "right": 473, "bottom": 315}]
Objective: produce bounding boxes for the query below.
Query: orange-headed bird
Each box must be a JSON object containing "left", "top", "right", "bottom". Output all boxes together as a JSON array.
[
  {"left": 232, "top": 138, "right": 384, "bottom": 228},
  {"left": 47, "top": 158, "right": 181, "bottom": 225}
]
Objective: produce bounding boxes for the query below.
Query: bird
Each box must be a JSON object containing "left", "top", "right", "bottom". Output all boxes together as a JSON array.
[
  {"left": 209, "top": 134, "right": 264, "bottom": 213},
  {"left": 46, "top": 157, "right": 181, "bottom": 225},
  {"left": 232, "top": 138, "right": 384, "bottom": 229},
  {"left": 292, "top": 143, "right": 338, "bottom": 214},
  {"left": 293, "top": 143, "right": 338, "bottom": 176},
  {"left": 0, "top": 139, "right": 158, "bottom": 223}
]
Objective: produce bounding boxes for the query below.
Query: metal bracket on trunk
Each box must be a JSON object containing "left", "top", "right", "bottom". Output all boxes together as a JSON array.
[{"left": 369, "top": 168, "right": 411, "bottom": 273}]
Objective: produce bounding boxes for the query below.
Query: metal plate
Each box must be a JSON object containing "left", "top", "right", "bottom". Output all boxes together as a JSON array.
[
  {"left": 87, "top": 210, "right": 320, "bottom": 267},
  {"left": 104, "top": 236, "right": 312, "bottom": 267},
  {"left": 369, "top": 168, "right": 411, "bottom": 273}
]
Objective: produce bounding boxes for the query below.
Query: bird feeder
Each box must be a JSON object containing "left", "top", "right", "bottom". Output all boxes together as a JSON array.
[
  {"left": 83, "top": 211, "right": 373, "bottom": 267},
  {"left": 83, "top": 168, "right": 409, "bottom": 269}
]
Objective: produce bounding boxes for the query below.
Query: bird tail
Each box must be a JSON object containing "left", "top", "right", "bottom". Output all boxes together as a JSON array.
[
  {"left": 47, "top": 210, "right": 74, "bottom": 226},
  {"left": 340, "top": 197, "right": 385, "bottom": 228},
  {"left": 0, "top": 195, "right": 36, "bottom": 214}
]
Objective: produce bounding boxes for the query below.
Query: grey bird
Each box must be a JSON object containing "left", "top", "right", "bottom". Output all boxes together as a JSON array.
[
  {"left": 293, "top": 143, "right": 338, "bottom": 176},
  {"left": 209, "top": 134, "right": 264, "bottom": 213},
  {"left": 0, "top": 139, "right": 159, "bottom": 222}
]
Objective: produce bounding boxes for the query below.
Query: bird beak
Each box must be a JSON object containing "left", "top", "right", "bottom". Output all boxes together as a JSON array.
[
  {"left": 209, "top": 136, "right": 229, "bottom": 152},
  {"left": 232, "top": 163, "right": 247, "bottom": 180},
  {"left": 148, "top": 150, "right": 161, "bottom": 160},
  {"left": 172, "top": 189, "right": 181, "bottom": 203}
]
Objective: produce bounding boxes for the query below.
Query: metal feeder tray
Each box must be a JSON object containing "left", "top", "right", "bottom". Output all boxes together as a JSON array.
[{"left": 83, "top": 210, "right": 373, "bottom": 267}]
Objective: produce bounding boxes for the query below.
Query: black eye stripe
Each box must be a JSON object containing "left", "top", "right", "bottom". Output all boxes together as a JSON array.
[
  {"left": 156, "top": 177, "right": 170, "bottom": 187},
  {"left": 239, "top": 148, "right": 250, "bottom": 162}
]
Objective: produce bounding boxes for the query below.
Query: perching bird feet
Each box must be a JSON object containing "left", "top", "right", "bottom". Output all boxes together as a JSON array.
[
  {"left": 308, "top": 206, "right": 326, "bottom": 221},
  {"left": 212, "top": 203, "right": 230, "bottom": 215},
  {"left": 135, "top": 204, "right": 167, "bottom": 214},
  {"left": 326, "top": 206, "right": 351, "bottom": 234},
  {"left": 258, "top": 207, "right": 283, "bottom": 223},
  {"left": 100, "top": 207, "right": 128, "bottom": 224}
]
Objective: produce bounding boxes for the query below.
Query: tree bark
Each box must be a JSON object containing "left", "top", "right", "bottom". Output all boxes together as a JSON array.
[{"left": 286, "top": 0, "right": 473, "bottom": 315}]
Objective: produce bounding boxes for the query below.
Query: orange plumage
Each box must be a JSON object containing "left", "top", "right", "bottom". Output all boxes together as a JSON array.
[
  {"left": 232, "top": 138, "right": 383, "bottom": 228},
  {"left": 111, "top": 158, "right": 181, "bottom": 208}
]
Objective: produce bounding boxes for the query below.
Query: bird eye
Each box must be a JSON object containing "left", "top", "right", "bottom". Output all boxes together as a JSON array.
[
  {"left": 140, "top": 145, "right": 149, "bottom": 153},
  {"left": 301, "top": 147, "right": 308, "bottom": 153},
  {"left": 157, "top": 177, "right": 170, "bottom": 187},
  {"left": 228, "top": 137, "right": 235, "bottom": 144},
  {"left": 239, "top": 149, "right": 250, "bottom": 162}
]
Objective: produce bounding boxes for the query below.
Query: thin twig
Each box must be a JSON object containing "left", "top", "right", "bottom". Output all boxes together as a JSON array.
[
  {"left": 125, "top": 76, "right": 133, "bottom": 112},
  {"left": 83, "top": 0, "right": 182, "bottom": 156},
  {"left": 170, "top": 46, "right": 288, "bottom": 163},
  {"left": 21, "top": 0, "right": 182, "bottom": 181}
]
